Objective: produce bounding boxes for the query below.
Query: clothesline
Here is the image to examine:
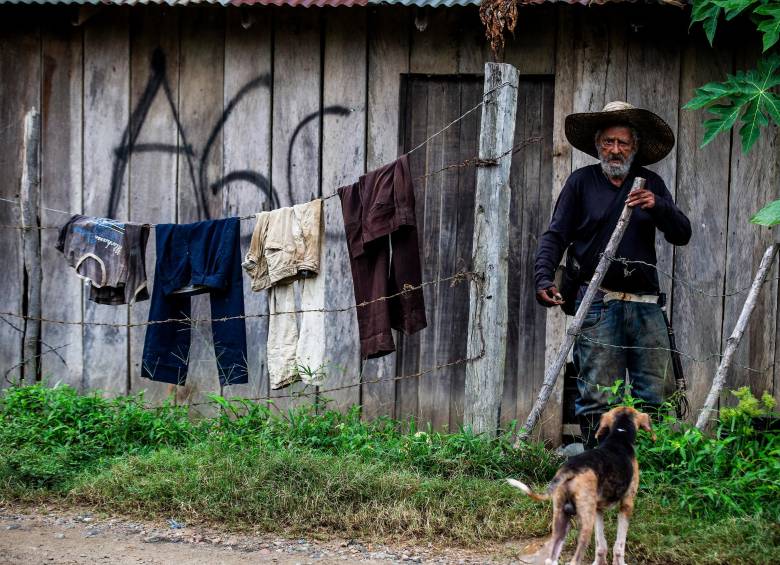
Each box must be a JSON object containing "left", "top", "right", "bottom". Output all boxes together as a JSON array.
[{"left": 0, "top": 80, "right": 518, "bottom": 229}]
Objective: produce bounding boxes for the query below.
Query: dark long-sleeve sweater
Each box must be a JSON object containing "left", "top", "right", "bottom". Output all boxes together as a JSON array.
[{"left": 534, "top": 164, "right": 691, "bottom": 294}]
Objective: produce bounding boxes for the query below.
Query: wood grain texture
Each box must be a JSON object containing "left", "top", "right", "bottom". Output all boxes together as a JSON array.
[
  {"left": 418, "top": 78, "right": 461, "bottom": 431},
  {"left": 175, "top": 6, "right": 225, "bottom": 412},
  {"left": 456, "top": 6, "right": 491, "bottom": 75},
  {"left": 321, "top": 7, "right": 365, "bottom": 412},
  {"left": 464, "top": 63, "right": 519, "bottom": 436},
  {"left": 448, "top": 79, "right": 482, "bottom": 431},
  {"left": 626, "top": 8, "right": 684, "bottom": 304},
  {"left": 671, "top": 39, "right": 732, "bottom": 422},
  {"left": 40, "top": 16, "right": 84, "bottom": 390},
  {"left": 396, "top": 77, "right": 427, "bottom": 425},
  {"left": 409, "top": 8, "right": 458, "bottom": 75},
  {"left": 570, "top": 6, "right": 628, "bottom": 172},
  {"left": 221, "top": 7, "right": 273, "bottom": 403},
  {"left": 363, "top": 6, "right": 410, "bottom": 420},
  {"left": 504, "top": 5, "right": 556, "bottom": 76},
  {"left": 127, "top": 6, "right": 179, "bottom": 405},
  {"left": 540, "top": 5, "right": 576, "bottom": 443},
  {"left": 0, "top": 9, "right": 39, "bottom": 388},
  {"left": 506, "top": 80, "right": 556, "bottom": 440},
  {"left": 269, "top": 7, "right": 322, "bottom": 414},
  {"left": 82, "top": 7, "right": 130, "bottom": 397},
  {"left": 20, "top": 109, "right": 42, "bottom": 385},
  {"left": 722, "top": 43, "right": 779, "bottom": 406},
  {"left": 407, "top": 11, "right": 459, "bottom": 430}
]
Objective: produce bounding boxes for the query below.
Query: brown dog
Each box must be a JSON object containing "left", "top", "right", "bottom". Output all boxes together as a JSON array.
[{"left": 507, "top": 406, "right": 655, "bottom": 565}]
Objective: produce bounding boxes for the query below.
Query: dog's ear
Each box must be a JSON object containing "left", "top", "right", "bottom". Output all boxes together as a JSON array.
[
  {"left": 595, "top": 411, "right": 614, "bottom": 440},
  {"left": 636, "top": 412, "right": 656, "bottom": 441}
]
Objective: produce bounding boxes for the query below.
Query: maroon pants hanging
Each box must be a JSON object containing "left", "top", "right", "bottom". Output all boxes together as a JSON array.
[{"left": 338, "top": 154, "right": 427, "bottom": 359}]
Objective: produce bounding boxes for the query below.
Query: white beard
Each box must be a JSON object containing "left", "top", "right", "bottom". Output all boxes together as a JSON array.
[{"left": 600, "top": 150, "right": 636, "bottom": 179}]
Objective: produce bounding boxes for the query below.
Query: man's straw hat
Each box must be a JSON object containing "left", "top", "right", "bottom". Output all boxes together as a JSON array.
[{"left": 564, "top": 101, "right": 675, "bottom": 166}]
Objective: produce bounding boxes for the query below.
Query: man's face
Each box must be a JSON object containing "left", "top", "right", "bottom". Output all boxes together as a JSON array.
[{"left": 597, "top": 125, "right": 636, "bottom": 179}]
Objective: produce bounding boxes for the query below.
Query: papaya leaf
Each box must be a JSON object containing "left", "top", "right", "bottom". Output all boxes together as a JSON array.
[
  {"left": 738, "top": 97, "right": 769, "bottom": 152},
  {"left": 691, "top": 0, "right": 722, "bottom": 44},
  {"left": 719, "top": 0, "right": 755, "bottom": 21},
  {"left": 690, "top": 0, "right": 757, "bottom": 44},
  {"left": 755, "top": 3, "right": 780, "bottom": 51},
  {"left": 750, "top": 199, "right": 780, "bottom": 226},
  {"left": 684, "top": 53, "right": 780, "bottom": 152}
]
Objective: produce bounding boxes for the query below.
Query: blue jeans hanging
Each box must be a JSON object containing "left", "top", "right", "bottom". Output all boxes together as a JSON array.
[{"left": 141, "top": 218, "right": 248, "bottom": 386}]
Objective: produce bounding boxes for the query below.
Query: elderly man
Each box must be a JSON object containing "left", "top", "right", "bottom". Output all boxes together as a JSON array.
[{"left": 534, "top": 102, "right": 691, "bottom": 448}]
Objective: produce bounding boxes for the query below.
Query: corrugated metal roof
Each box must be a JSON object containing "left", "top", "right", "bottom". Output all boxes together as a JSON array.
[{"left": 0, "top": 0, "right": 687, "bottom": 6}]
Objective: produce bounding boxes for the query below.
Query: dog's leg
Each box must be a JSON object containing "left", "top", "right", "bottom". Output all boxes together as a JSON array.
[
  {"left": 546, "top": 504, "right": 570, "bottom": 565},
  {"left": 612, "top": 508, "right": 631, "bottom": 565},
  {"left": 568, "top": 499, "right": 596, "bottom": 565},
  {"left": 591, "top": 511, "right": 608, "bottom": 565}
]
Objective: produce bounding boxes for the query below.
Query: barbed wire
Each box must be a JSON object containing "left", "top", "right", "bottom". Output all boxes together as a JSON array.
[
  {"left": 607, "top": 256, "right": 780, "bottom": 298},
  {"left": 0, "top": 270, "right": 477, "bottom": 329},
  {"left": 573, "top": 332, "right": 774, "bottom": 375},
  {"left": 0, "top": 81, "right": 517, "bottom": 225},
  {"left": 0, "top": 132, "right": 539, "bottom": 232}
]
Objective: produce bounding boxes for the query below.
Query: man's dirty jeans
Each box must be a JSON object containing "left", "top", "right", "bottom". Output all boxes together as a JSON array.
[{"left": 573, "top": 299, "right": 675, "bottom": 417}]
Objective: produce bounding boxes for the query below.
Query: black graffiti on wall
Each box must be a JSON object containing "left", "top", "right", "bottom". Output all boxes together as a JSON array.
[{"left": 109, "top": 48, "right": 351, "bottom": 220}]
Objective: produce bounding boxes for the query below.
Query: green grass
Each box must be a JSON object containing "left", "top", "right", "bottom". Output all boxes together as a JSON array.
[{"left": 2, "top": 384, "right": 779, "bottom": 564}]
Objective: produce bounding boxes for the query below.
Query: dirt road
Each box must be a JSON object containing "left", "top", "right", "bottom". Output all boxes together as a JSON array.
[{"left": 0, "top": 505, "right": 546, "bottom": 565}]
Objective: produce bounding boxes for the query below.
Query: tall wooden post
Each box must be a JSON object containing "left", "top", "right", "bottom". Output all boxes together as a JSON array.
[
  {"left": 20, "top": 108, "right": 42, "bottom": 386},
  {"left": 695, "top": 243, "right": 778, "bottom": 430},
  {"left": 464, "top": 63, "right": 519, "bottom": 436}
]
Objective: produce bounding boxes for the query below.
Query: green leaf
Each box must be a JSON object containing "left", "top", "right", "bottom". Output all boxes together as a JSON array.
[
  {"left": 684, "top": 54, "right": 780, "bottom": 152},
  {"left": 719, "top": 0, "right": 755, "bottom": 21},
  {"left": 750, "top": 199, "right": 780, "bottom": 226},
  {"left": 691, "top": 0, "right": 723, "bottom": 45},
  {"left": 755, "top": 3, "right": 780, "bottom": 51},
  {"left": 738, "top": 97, "right": 769, "bottom": 152},
  {"left": 701, "top": 103, "right": 742, "bottom": 145}
]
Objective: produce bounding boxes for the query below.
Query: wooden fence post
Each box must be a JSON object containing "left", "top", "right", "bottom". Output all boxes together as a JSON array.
[
  {"left": 695, "top": 243, "right": 779, "bottom": 430},
  {"left": 20, "top": 108, "right": 42, "bottom": 386},
  {"left": 463, "top": 63, "right": 519, "bottom": 436}
]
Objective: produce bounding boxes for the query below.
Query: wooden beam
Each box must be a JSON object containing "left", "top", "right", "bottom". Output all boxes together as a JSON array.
[
  {"left": 463, "top": 62, "right": 519, "bottom": 437},
  {"left": 20, "top": 108, "right": 41, "bottom": 386},
  {"left": 696, "top": 244, "right": 779, "bottom": 430}
]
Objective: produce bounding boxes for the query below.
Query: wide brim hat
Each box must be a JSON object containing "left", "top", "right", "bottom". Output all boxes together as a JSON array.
[{"left": 564, "top": 101, "right": 675, "bottom": 166}]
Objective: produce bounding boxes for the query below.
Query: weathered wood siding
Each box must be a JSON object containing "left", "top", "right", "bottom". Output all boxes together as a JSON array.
[{"left": 1, "top": 3, "right": 778, "bottom": 438}]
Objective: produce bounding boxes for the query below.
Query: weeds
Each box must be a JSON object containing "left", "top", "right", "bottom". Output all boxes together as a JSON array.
[{"left": 1, "top": 384, "right": 779, "bottom": 563}]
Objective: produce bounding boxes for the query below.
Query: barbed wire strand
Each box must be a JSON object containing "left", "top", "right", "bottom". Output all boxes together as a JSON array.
[
  {"left": 0, "top": 271, "right": 477, "bottom": 328},
  {"left": 574, "top": 332, "right": 773, "bottom": 375},
  {"left": 164, "top": 272, "right": 488, "bottom": 407},
  {"left": 0, "top": 81, "right": 517, "bottom": 226},
  {"left": 607, "top": 256, "right": 780, "bottom": 298}
]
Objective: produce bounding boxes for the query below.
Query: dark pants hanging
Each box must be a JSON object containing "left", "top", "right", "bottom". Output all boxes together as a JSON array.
[
  {"left": 339, "top": 155, "right": 427, "bottom": 359},
  {"left": 141, "top": 218, "right": 248, "bottom": 386}
]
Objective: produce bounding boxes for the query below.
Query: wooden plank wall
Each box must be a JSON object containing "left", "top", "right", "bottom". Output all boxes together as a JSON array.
[{"left": 1, "top": 4, "right": 779, "bottom": 439}]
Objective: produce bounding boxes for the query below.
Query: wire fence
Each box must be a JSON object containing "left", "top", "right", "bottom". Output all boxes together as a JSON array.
[{"left": 1, "top": 71, "right": 777, "bottom": 420}]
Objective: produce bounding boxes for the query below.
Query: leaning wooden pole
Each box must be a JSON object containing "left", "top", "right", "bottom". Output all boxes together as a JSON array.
[
  {"left": 20, "top": 108, "right": 42, "bottom": 386},
  {"left": 463, "top": 63, "right": 519, "bottom": 436},
  {"left": 519, "top": 177, "right": 646, "bottom": 440},
  {"left": 695, "top": 243, "right": 778, "bottom": 430}
]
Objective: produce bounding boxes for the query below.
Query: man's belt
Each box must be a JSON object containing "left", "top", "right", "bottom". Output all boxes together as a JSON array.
[{"left": 602, "top": 291, "right": 659, "bottom": 304}]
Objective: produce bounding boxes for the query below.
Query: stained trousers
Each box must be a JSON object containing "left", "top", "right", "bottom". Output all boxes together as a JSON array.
[{"left": 339, "top": 155, "right": 427, "bottom": 359}]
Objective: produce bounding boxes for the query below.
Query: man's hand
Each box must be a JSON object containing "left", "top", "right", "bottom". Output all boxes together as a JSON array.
[
  {"left": 626, "top": 188, "right": 655, "bottom": 209},
  {"left": 536, "top": 286, "right": 564, "bottom": 307}
]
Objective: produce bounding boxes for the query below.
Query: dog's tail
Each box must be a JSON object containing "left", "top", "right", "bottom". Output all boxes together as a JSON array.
[{"left": 506, "top": 478, "right": 550, "bottom": 502}]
